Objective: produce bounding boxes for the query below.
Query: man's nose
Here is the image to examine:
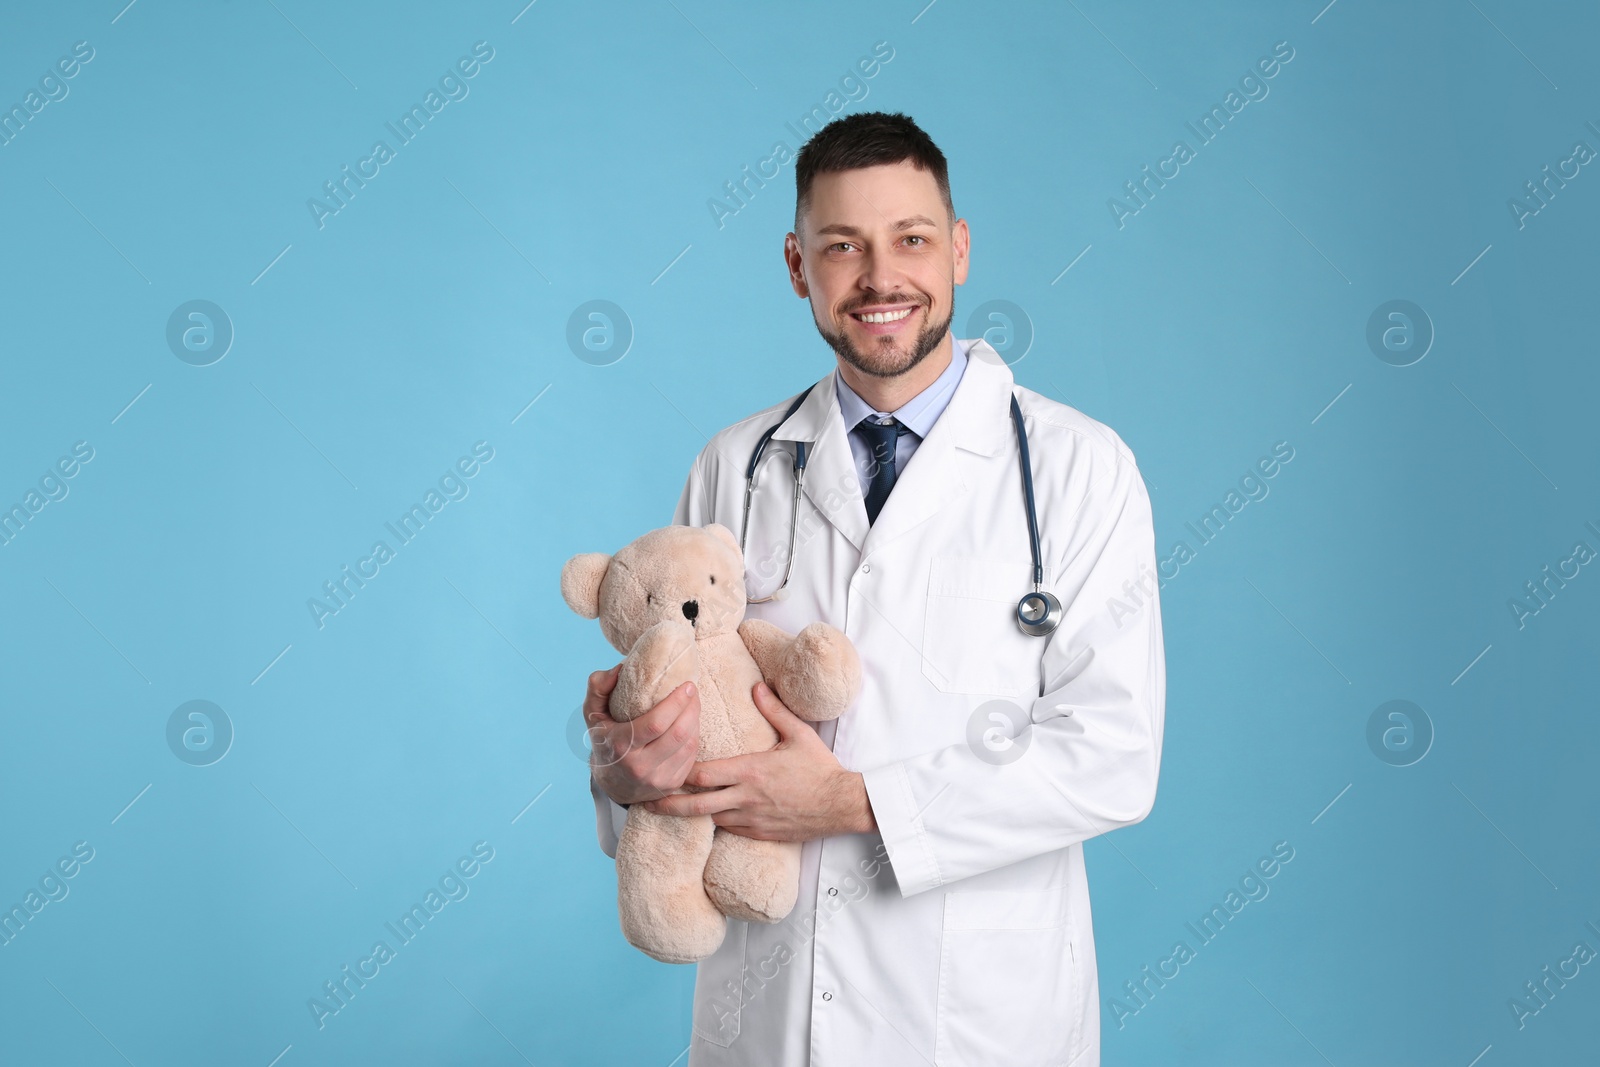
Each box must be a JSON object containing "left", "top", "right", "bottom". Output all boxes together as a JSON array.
[
  {"left": 682, "top": 600, "right": 699, "bottom": 622},
  {"left": 858, "top": 251, "right": 907, "bottom": 295}
]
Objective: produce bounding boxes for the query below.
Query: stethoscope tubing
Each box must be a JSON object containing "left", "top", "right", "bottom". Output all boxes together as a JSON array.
[{"left": 740, "top": 381, "right": 1061, "bottom": 635}]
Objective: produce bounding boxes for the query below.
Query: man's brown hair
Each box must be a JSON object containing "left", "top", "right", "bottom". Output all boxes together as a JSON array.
[{"left": 794, "top": 111, "right": 954, "bottom": 232}]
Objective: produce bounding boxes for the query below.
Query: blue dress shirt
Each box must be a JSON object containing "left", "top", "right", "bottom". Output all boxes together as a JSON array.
[{"left": 834, "top": 336, "right": 971, "bottom": 501}]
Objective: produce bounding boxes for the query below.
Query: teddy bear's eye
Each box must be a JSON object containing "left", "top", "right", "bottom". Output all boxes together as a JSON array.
[
  {"left": 710, "top": 575, "right": 716, "bottom": 585},
  {"left": 646, "top": 594, "right": 653, "bottom": 604}
]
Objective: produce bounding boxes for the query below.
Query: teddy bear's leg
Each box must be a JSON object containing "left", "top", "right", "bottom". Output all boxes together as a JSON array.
[
  {"left": 615, "top": 806, "right": 727, "bottom": 964},
  {"left": 703, "top": 829, "right": 801, "bottom": 925}
]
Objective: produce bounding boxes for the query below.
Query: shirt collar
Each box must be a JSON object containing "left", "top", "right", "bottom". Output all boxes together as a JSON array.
[{"left": 834, "top": 336, "right": 971, "bottom": 437}]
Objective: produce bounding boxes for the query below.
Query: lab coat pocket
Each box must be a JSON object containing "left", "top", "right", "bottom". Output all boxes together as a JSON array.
[
  {"left": 920, "top": 555, "right": 1048, "bottom": 697},
  {"left": 691, "top": 919, "right": 747, "bottom": 1047},
  {"left": 935, "top": 887, "right": 1077, "bottom": 1067}
]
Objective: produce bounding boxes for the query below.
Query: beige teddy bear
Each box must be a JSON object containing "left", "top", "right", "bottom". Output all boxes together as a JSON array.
[{"left": 561, "top": 523, "right": 862, "bottom": 964}]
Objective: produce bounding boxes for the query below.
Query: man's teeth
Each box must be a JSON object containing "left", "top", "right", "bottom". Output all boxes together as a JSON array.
[{"left": 854, "top": 308, "right": 913, "bottom": 324}]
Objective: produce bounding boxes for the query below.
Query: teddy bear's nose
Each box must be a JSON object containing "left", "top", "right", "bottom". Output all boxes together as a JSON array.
[{"left": 681, "top": 600, "right": 699, "bottom": 623}]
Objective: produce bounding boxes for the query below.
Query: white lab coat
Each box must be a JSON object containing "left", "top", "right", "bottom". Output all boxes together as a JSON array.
[{"left": 590, "top": 339, "right": 1165, "bottom": 1067}]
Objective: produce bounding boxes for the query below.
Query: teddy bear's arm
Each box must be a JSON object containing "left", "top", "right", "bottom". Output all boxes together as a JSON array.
[
  {"left": 612, "top": 619, "right": 699, "bottom": 723},
  {"left": 737, "top": 618, "right": 862, "bottom": 723},
  {"left": 736, "top": 617, "right": 792, "bottom": 685}
]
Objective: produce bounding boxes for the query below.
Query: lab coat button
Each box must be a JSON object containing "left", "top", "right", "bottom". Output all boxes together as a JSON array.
[
  {"left": 860, "top": 563, "right": 870, "bottom": 573},
  {"left": 827, "top": 886, "right": 838, "bottom": 896},
  {"left": 821, "top": 991, "right": 833, "bottom": 1001}
]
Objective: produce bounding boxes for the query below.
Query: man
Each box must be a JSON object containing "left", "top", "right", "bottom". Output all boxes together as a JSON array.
[{"left": 582, "top": 111, "right": 1165, "bottom": 1066}]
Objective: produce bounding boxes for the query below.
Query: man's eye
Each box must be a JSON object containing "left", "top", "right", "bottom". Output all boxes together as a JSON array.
[
  {"left": 830, "top": 242, "right": 856, "bottom": 253},
  {"left": 904, "top": 235, "right": 926, "bottom": 246}
]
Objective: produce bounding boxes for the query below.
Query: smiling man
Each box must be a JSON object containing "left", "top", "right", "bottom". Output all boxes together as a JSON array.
[{"left": 582, "top": 111, "right": 1166, "bottom": 1067}]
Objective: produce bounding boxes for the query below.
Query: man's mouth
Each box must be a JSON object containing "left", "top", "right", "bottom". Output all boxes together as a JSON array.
[{"left": 848, "top": 304, "right": 920, "bottom": 331}]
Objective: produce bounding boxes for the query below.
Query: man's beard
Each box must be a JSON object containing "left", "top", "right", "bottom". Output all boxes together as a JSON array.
[{"left": 813, "top": 296, "right": 954, "bottom": 380}]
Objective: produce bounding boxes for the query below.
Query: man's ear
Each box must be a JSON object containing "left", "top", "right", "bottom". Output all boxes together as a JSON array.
[
  {"left": 704, "top": 523, "right": 740, "bottom": 558},
  {"left": 561, "top": 553, "right": 611, "bottom": 619},
  {"left": 784, "top": 232, "right": 809, "bottom": 298}
]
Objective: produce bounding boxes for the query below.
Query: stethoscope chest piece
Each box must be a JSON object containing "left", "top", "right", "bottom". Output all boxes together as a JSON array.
[{"left": 1016, "top": 589, "right": 1062, "bottom": 637}]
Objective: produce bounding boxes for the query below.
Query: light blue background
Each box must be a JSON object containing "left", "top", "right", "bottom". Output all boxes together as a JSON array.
[{"left": 2, "top": 1, "right": 1596, "bottom": 1064}]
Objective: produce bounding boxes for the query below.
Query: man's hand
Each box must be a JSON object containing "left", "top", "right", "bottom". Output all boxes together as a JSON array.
[
  {"left": 643, "top": 680, "right": 876, "bottom": 841},
  {"left": 585, "top": 664, "right": 701, "bottom": 807}
]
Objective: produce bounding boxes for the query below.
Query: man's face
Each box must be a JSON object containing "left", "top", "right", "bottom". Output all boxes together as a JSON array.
[{"left": 785, "top": 161, "right": 970, "bottom": 379}]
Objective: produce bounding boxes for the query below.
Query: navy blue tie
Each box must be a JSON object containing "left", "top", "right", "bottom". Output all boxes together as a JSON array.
[{"left": 855, "top": 416, "right": 911, "bottom": 525}]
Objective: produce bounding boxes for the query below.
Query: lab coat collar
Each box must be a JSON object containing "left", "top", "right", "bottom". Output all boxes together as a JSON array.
[{"left": 772, "top": 338, "right": 1015, "bottom": 553}]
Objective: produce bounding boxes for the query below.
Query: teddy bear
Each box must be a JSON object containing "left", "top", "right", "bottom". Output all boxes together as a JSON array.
[{"left": 560, "top": 523, "right": 862, "bottom": 964}]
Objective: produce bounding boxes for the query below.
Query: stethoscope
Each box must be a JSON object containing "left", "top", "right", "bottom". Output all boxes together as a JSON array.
[{"left": 738, "top": 385, "right": 1064, "bottom": 637}]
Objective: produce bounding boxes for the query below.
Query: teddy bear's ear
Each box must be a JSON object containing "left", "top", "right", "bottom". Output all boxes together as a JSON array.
[
  {"left": 704, "top": 523, "right": 740, "bottom": 557},
  {"left": 560, "top": 553, "right": 611, "bottom": 619}
]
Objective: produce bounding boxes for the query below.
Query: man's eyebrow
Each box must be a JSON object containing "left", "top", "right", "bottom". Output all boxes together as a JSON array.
[{"left": 814, "top": 215, "right": 939, "bottom": 238}]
